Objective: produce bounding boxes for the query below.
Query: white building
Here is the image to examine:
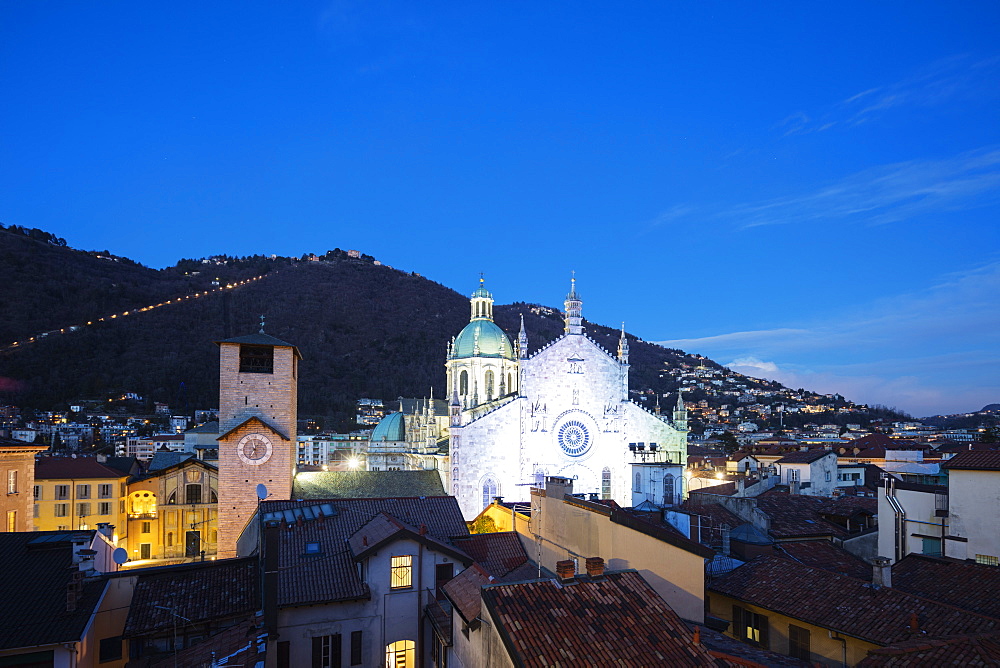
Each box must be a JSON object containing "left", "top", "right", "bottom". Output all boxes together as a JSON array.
[{"left": 447, "top": 278, "right": 688, "bottom": 518}]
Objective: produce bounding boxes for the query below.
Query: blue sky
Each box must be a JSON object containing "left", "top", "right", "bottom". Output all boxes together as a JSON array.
[{"left": 3, "top": 2, "right": 999, "bottom": 416}]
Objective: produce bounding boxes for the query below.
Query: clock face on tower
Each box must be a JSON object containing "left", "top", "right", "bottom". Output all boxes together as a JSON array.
[{"left": 237, "top": 433, "right": 273, "bottom": 466}]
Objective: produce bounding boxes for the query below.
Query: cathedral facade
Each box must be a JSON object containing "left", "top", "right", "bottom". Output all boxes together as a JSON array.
[{"left": 445, "top": 278, "right": 688, "bottom": 519}]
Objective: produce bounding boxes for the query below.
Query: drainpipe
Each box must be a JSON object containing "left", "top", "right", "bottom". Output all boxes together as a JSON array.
[
  {"left": 828, "top": 631, "right": 847, "bottom": 667},
  {"left": 883, "top": 475, "right": 906, "bottom": 562}
]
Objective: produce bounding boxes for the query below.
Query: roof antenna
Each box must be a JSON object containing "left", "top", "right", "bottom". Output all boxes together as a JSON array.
[{"left": 259, "top": 314, "right": 266, "bottom": 334}]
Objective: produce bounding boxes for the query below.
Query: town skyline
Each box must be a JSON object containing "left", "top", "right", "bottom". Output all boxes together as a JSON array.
[{"left": 3, "top": 2, "right": 998, "bottom": 416}]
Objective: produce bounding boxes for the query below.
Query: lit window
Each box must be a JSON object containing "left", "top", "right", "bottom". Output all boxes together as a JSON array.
[
  {"left": 975, "top": 554, "right": 999, "bottom": 566},
  {"left": 6, "top": 510, "right": 15, "bottom": 532},
  {"left": 601, "top": 468, "right": 612, "bottom": 500},
  {"left": 385, "top": 640, "right": 414, "bottom": 668},
  {"left": 390, "top": 555, "right": 412, "bottom": 589}
]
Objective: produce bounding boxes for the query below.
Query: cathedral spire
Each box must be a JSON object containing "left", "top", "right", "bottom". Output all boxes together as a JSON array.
[
  {"left": 617, "top": 322, "right": 629, "bottom": 363},
  {"left": 516, "top": 314, "right": 528, "bottom": 360},
  {"left": 564, "top": 273, "right": 583, "bottom": 335},
  {"left": 673, "top": 391, "right": 688, "bottom": 432}
]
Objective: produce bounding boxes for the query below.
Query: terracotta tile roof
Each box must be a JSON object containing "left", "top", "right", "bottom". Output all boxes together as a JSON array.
[
  {"left": 261, "top": 496, "right": 468, "bottom": 608},
  {"left": 35, "top": 456, "right": 129, "bottom": 480},
  {"left": 774, "top": 540, "right": 873, "bottom": 581},
  {"left": 451, "top": 532, "right": 529, "bottom": 579},
  {"left": 292, "top": 469, "right": 447, "bottom": 498},
  {"left": 442, "top": 564, "right": 492, "bottom": 624},
  {"left": 147, "top": 619, "right": 266, "bottom": 668},
  {"left": 483, "top": 570, "right": 722, "bottom": 667},
  {"left": 123, "top": 557, "right": 260, "bottom": 637},
  {"left": 775, "top": 450, "right": 834, "bottom": 464},
  {"left": 347, "top": 512, "right": 470, "bottom": 563},
  {"left": 708, "top": 557, "right": 1000, "bottom": 646},
  {"left": 857, "top": 632, "right": 1000, "bottom": 666},
  {"left": 892, "top": 555, "right": 1000, "bottom": 619},
  {"left": 0, "top": 531, "right": 107, "bottom": 651},
  {"left": 941, "top": 449, "right": 1000, "bottom": 471},
  {"left": 754, "top": 492, "right": 874, "bottom": 539},
  {"left": 845, "top": 434, "right": 921, "bottom": 451}
]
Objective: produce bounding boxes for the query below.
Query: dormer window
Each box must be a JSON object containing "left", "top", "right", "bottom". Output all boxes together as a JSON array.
[{"left": 240, "top": 345, "right": 273, "bottom": 373}]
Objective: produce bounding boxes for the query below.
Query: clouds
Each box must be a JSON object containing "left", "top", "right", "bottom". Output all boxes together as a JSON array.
[
  {"left": 779, "top": 55, "right": 1000, "bottom": 136},
  {"left": 653, "top": 261, "right": 1000, "bottom": 415},
  {"left": 728, "top": 147, "right": 1000, "bottom": 229}
]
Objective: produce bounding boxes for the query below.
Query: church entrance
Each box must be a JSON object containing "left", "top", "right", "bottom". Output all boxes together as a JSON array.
[{"left": 185, "top": 530, "right": 201, "bottom": 557}]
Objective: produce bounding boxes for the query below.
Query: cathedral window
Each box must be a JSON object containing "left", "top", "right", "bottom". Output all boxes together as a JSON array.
[
  {"left": 239, "top": 345, "right": 273, "bottom": 374},
  {"left": 485, "top": 371, "right": 494, "bottom": 401},
  {"left": 663, "top": 474, "right": 675, "bottom": 506},
  {"left": 601, "top": 468, "right": 612, "bottom": 499},
  {"left": 508, "top": 373, "right": 513, "bottom": 394},
  {"left": 460, "top": 371, "right": 469, "bottom": 395},
  {"left": 634, "top": 472, "right": 642, "bottom": 493},
  {"left": 482, "top": 476, "right": 498, "bottom": 509}
]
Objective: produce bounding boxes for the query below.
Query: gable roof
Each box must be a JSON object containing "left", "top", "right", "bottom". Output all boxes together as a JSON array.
[
  {"left": 482, "top": 570, "right": 722, "bottom": 667},
  {"left": 0, "top": 531, "right": 107, "bottom": 651},
  {"left": 941, "top": 450, "right": 1000, "bottom": 471},
  {"left": 347, "top": 512, "right": 471, "bottom": 563},
  {"left": 260, "top": 496, "right": 468, "bottom": 608},
  {"left": 776, "top": 449, "right": 835, "bottom": 464},
  {"left": 293, "top": 470, "right": 447, "bottom": 499},
  {"left": 216, "top": 415, "right": 289, "bottom": 441},
  {"left": 754, "top": 492, "right": 872, "bottom": 539},
  {"left": 708, "top": 556, "right": 1000, "bottom": 646},
  {"left": 451, "top": 532, "right": 529, "bottom": 579},
  {"left": 442, "top": 563, "right": 493, "bottom": 625}
]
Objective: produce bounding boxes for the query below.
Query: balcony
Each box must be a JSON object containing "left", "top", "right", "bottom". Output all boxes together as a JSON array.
[{"left": 129, "top": 512, "right": 157, "bottom": 520}]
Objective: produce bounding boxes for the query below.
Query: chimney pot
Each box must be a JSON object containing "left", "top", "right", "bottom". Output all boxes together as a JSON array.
[
  {"left": 419, "top": 524, "right": 427, "bottom": 536},
  {"left": 555, "top": 559, "right": 576, "bottom": 582},
  {"left": 909, "top": 612, "right": 919, "bottom": 631},
  {"left": 585, "top": 557, "right": 605, "bottom": 578}
]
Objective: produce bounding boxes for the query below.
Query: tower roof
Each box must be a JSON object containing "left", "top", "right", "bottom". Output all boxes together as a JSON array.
[{"left": 215, "top": 333, "right": 302, "bottom": 358}]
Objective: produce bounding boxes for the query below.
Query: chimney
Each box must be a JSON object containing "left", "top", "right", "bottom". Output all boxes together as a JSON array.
[
  {"left": 96, "top": 523, "right": 115, "bottom": 540},
  {"left": 693, "top": 626, "right": 701, "bottom": 645},
  {"left": 585, "top": 557, "right": 605, "bottom": 579},
  {"left": 544, "top": 476, "right": 573, "bottom": 500},
  {"left": 872, "top": 556, "right": 892, "bottom": 588},
  {"left": 419, "top": 524, "right": 427, "bottom": 536},
  {"left": 555, "top": 559, "right": 576, "bottom": 582},
  {"left": 909, "top": 612, "right": 919, "bottom": 632}
]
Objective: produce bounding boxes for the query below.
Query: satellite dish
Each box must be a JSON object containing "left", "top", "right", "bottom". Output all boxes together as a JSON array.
[
  {"left": 256, "top": 484, "right": 268, "bottom": 500},
  {"left": 112, "top": 547, "right": 128, "bottom": 565}
]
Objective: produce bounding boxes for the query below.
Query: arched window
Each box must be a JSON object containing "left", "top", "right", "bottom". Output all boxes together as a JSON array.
[
  {"left": 601, "top": 468, "right": 612, "bottom": 499},
  {"left": 459, "top": 370, "right": 469, "bottom": 395},
  {"left": 485, "top": 370, "right": 494, "bottom": 401},
  {"left": 482, "top": 476, "right": 498, "bottom": 509},
  {"left": 385, "top": 640, "right": 415, "bottom": 668},
  {"left": 663, "top": 473, "right": 675, "bottom": 506},
  {"left": 634, "top": 472, "right": 642, "bottom": 493}
]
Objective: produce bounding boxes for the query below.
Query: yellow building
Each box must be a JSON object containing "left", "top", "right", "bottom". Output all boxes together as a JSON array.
[
  {"left": 33, "top": 456, "right": 129, "bottom": 545},
  {"left": 124, "top": 455, "right": 218, "bottom": 565}
]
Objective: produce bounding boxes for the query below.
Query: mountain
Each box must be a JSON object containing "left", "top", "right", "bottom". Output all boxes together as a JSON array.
[{"left": 0, "top": 226, "right": 884, "bottom": 430}]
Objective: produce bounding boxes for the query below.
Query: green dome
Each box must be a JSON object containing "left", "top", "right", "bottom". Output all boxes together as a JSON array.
[
  {"left": 453, "top": 320, "right": 514, "bottom": 359},
  {"left": 471, "top": 285, "right": 492, "bottom": 299},
  {"left": 370, "top": 412, "right": 405, "bottom": 442}
]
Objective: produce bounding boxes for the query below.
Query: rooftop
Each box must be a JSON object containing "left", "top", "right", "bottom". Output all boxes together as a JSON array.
[
  {"left": 708, "top": 556, "right": 1000, "bottom": 646},
  {"left": 482, "top": 570, "right": 722, "bottom": 667},
  {"left": 292, "top": 470, "right": 446, "bottom": 499},
  {"left": 35, "top": 456, "right": 130, "bottom": 480},
  {"left": 892, "top": 555, "right": 1000, "bottom": 619},
  {"left": 941, "top": 449, "right": 1000, "bottom": 471},
  {"left": 0, "top": 531, "right": 107, "bottom": 651}
]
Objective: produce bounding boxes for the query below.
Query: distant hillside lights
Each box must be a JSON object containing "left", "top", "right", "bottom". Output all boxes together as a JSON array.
[{"left": 2, "top": 274, "right": 267, "bottom": 351}]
